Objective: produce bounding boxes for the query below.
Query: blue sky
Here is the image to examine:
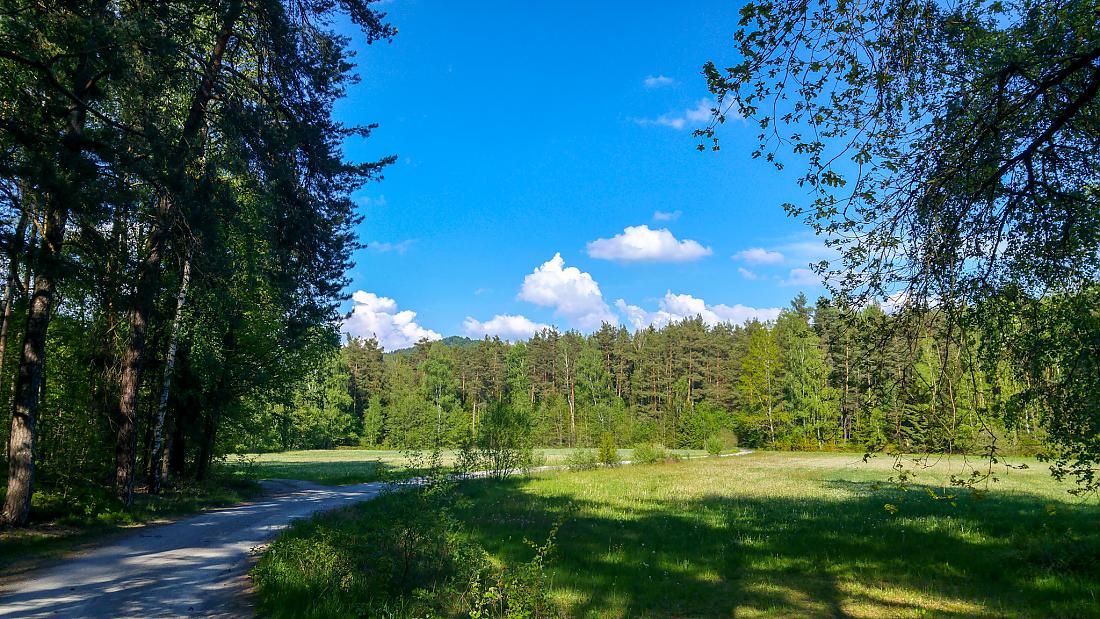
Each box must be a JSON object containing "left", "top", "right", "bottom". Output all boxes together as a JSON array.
[{"left": 336, "top": 1, "right": 832, "bottom": 350}]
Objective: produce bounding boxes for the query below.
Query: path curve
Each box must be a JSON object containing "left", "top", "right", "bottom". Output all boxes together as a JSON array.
[
  {"left": 0, "top": 450, "right": 754, "bottom": 618},
  {"left": 0, "top": 480, "right": 387, "bottom": 618}
]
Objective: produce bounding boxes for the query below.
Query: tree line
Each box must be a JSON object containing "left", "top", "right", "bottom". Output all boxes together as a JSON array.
[
  {"left": 269, "top": 293, "right": 1050, "bottom": 458},
  {"left": 0, "top": 1, "right": 394, "bottom": 526}
]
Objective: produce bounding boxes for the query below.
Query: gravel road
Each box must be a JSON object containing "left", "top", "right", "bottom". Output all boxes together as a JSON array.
[{"left": 0, "top": 480, "right": 387, "bottom": 618}]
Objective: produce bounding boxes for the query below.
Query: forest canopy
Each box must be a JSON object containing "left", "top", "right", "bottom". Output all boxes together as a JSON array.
[
  {"left": 271, "top": 294, "right": 1046, "bottom": 467},
  {"left": 0, "top": 0, "right": 394, "bottom": 525}
]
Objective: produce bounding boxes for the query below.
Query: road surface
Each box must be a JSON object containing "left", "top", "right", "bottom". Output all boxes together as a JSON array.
[{"left": 0, "top": 480, "right": 387, "bottom": 618}]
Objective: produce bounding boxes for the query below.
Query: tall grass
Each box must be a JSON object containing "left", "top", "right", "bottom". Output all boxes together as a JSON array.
[{"left": 253, "top": 452, "right": 1100, "bottom": 617}]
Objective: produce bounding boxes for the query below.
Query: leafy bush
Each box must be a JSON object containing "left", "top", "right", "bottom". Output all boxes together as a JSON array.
[
  {"left": 454, "top": 402, "right": 536, "bottom": 479},
  {"left": 467, "top": 519, "right": 564, "bottom": 618},
  {"left": 631, "top": 443, "right": 668, "bottom": 464},
  {"left": 527, "top": 450, "right": 548, "bottom": 468},
  {"left": 598, "top": 432, "right": 620, "bottom": 466},
  {"left": 454, "top": 435, "right": 482, "bottom": 478},
  {"left": 705, "top": 435, "right": 724, "bottom": 456},
  {"left": 564, "top": 450, "right": 599, "bottom": 471}
]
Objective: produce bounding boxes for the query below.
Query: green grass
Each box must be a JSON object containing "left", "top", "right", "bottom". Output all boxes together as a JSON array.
[
  {"left": 254, "top": 451, "right": 1100, "bottom": 618},
  {"left": 229, "top": 447, "right": 709, "bottom": 485}
]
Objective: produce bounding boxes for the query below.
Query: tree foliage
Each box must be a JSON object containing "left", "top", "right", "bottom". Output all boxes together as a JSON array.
[
  {"left": 0, "top": 0, "right": 395, "bottom": 524},
  {"left": 700, "top": 0, "right": 1100, "bottom": 491}
]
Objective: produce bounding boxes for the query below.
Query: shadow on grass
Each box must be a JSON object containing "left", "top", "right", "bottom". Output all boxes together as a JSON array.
[
  {"left": 230, "top": 459, "right": 400, "bottom": 485},
  {"left": 447, "top": 477, "right": 1099, "bottom": 618}
]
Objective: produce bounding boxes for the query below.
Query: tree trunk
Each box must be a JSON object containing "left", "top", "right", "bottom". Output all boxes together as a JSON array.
[
  {"left": 114, "top": 210, "right": 162, "bottom": 504},
  {"left": 149, "top": 260, "right": 190, "bottom": 494},
  {"left": 195, "top": 409, "right": 218, "bottom": 482},
  {"left": 843, "top": 340, "right": 850, "bottom": 441},
  {"left": 0, "top": 213, "right": 29, "bottom": 414},
  {"left": 568, "top": 381, "right": 576, "bottom": 445},
  {"left": 2, "top": 194, "right": 69, "bottom": 526},
  {"left": 115, "top": 1, "right": 241, "bottom": 505}
]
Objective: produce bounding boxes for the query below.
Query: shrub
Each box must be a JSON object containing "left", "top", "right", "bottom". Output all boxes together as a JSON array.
[
  {"left": 564, "top": 450, "right": 599, "bottom": 471},
  {"left": 598, "top": 432, "right": 620, "bottom": 466},
  {"left": 716, "top": 428, "right": 739, "bottom": 450},
  {"left": 467, "top": 519, "right": 564, "bottom": 618},
  {"left": 477, "top": 402, "right": 536, "bottom": 479},
  {"left": 631, "top": 442, "right": 668, "bottom": 464},
  {"left": 705, "top": 435, "right": 724, "bottom": 456},
  {"left": 454, "top": 435, "right": 482, "bottom": 478}
]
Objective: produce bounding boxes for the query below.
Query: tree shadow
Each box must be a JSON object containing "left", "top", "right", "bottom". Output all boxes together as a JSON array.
[
  {"left": 451, "top": 473, "right": 1100, "bottom": 618},
  {"left": 239, "top": 459, "right": 400, "bottom": 485}
]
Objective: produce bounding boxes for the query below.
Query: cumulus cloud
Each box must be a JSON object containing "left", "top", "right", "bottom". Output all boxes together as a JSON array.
[
  {"left": 652, "top": 209, "right": 682, "bottom": 222},
  {"left": 643, "top": 75, "right": 675, "bottom": 89},
  {"left": 633, "top": 99, "right": 716, "bottom": 130},
  {"left": 368, "top": 239, "right": 415, "bottom": 254},
  {"left": 343, "top": 291, "right": 441, "bottom": 352},
  {"left": 518, "top": 253, "right": 617, "bottom": 329},
  {"left": 616, "top": 292, "right": 781, "bottom": 330},
  {"left": 782, "top": 268, "right": 822, "bottom": 287},
  {"left": 463, "top": 314, "right": 551, "bottom": 341},
  {"left": 738, "top": 267, "right": 759, "bottom": 280},
  {"left": 586, "top": 225, "right": 712, "bottom": 263},
  {"left": 734, "top": 247, "right": 785, "bottom": 265}
]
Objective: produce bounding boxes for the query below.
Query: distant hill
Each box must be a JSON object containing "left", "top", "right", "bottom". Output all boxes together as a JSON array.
[{"left": 384, "top": 335, "right": 480, "bottom": 357}]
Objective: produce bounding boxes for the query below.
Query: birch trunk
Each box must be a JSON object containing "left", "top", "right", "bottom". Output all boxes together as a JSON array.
[{"left": 149, "top": 259, "right": 190, "bottom": 494}]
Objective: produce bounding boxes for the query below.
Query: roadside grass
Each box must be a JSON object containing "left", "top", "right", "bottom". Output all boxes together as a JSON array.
[
  {"left": 230, "top": 447, "right": 709, "bottom": 485},
  {"left": 0, "top": 476, "right": 260, "bottom": 586},
  {"left": 253, "top": 451, "right": 1100, "bottom": 618}
]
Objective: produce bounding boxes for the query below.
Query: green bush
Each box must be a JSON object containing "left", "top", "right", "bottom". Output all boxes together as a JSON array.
[
  {"left": 705, "top": 435, "right": 724, "bottom": 456},
  {"left": 467, "top": 520, "right": 564, "bottom": 618},
  {"left": 631, "top": 442, "right": 668, "bottom": 464},
  {"left": 598, "top": 432, "right": 619, "bottom": 466},
  {"left": 466, "top": 401, "right": 537, "bottom": 479},
  {"left": 564, "top": 450, "right": 599, "bottom": 471}
]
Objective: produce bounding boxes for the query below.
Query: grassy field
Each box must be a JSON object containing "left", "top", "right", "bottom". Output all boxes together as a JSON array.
[
  {"left": 253, "top": 451, "right": 1100, "bottom": 618},
  {"left": 229, "top": 447, "right": 709, "bottom": 484}
]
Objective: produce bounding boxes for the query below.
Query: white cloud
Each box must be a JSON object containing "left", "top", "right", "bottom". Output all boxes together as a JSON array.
[
  {"left": 734, "top": 247, "right": 785, "bottom": 265},
  {"left": 368, "top": 239, "right": 415, "bottom": 254},
  {"left": 343, "top": 291, "right": 441, "bottom": 352},
  {"left": 782, "top": 268, "right": 822, "bottom": 287},
  {"left": 356, "top": 194, "right": 387, "bottom": 207},
  {"left": 463, "top": 314, "right": 551, "bottom": 341},
  {"left": 518, "top": 253, "right": 617, "bottom": 329},
  {"left": 738, "top": 267, "right": 759, "bottom": 280},
  {"left": 634, "top": 99, "right": 716, "bottom": 130},
  {"left": 776, "top": 239, "right": 839, "bottom": 265},
  {"left": 643, "top": 75, "right": 675, "bottom": 89},
  {"left": 586, "top": 225, "right": 712, "bottom": 263},
  {"left": 616, "top": 292, "right": 782, "bottom": 330},
  {"left": 879, "top": 290, "right": 912, "bottom": 314},
  {"left": 652, "top": 209, "right": 682, "bottom": 222}
]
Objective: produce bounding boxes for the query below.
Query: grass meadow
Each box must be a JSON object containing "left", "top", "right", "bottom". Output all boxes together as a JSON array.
[
  {"left": 253, "top": 451, "right": 1100, "bottom": 618},
  {"left": 229, "top": 447, "right": 709, "bottom": 485}
]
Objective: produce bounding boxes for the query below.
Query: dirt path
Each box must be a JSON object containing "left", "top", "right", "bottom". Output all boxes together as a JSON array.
[
  {"left": 0, "top": 451, "right": 753, "bottom": 617},
  {"left": 0, "top": 480, "right": 386, "bottom": 618}
]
